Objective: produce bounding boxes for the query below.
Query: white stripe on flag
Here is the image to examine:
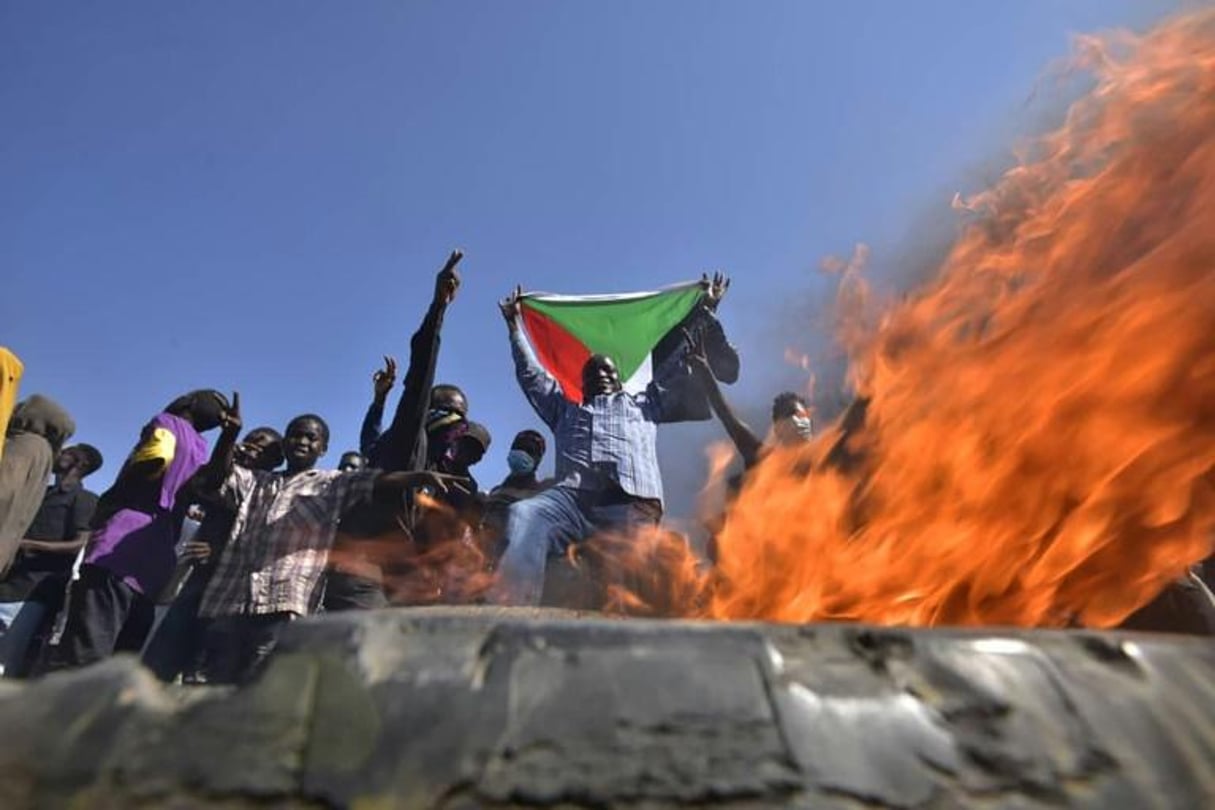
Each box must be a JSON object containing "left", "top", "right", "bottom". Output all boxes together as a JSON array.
[{"left": 623, "top": 353, "right": 653, "bottom": 394}]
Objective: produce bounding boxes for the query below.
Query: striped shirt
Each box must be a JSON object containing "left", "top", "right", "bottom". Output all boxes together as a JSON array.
[
  {"left": 511, "top": 328, "right": 690, "bottom": 504},
  {"left": 199, "top": 466, "right": 377, "bottom": 618}
]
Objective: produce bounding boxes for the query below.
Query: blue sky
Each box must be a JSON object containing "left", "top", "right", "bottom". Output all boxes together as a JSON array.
[{"left": 1, "top": 1, "right": 1174, "bottom": 516}]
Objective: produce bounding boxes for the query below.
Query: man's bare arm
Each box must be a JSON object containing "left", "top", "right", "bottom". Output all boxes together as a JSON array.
[{"left": 687, "top": 338, "right": 764, "bottom": 467}]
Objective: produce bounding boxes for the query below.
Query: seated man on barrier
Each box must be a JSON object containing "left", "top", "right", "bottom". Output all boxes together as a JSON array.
[{"left": 490, "top": 280, "right": 728, "bottom": 606}]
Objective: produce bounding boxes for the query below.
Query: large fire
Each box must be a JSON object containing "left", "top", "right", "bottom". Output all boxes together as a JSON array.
[
  {"left": 704, "top": 8, "right": 1215, "bottom": 628},
  {"left": 358, "top": 10, "right": 1215, "bottom": 629},
  {"left": 588, "top": 8, "right": 1215, "bottom": 628}
]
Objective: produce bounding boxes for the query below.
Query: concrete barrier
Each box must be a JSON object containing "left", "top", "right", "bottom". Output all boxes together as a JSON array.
[{"left": 1, "top": 607, "right": 1212, "bottom": 808}]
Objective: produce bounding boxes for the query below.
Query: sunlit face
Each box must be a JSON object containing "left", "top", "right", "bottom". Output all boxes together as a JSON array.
[
  {"left": 338, "top": 452, "right": 366, "bottom": 473},
  {"left": 283, "top": 418, "right": 328, "bottom": 471},
  {"left": 582, "top": 354, "right": 622, "bottom": 399}
]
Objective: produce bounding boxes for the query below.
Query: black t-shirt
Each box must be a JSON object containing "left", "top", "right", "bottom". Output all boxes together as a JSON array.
[{"left": 0, "top": 483, "right": 99, "bottom": 603}]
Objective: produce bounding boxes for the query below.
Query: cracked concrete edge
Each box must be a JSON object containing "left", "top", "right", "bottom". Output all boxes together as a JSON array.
[{"left": 1, "top": 609, "right": 1213, "bottom": 809}]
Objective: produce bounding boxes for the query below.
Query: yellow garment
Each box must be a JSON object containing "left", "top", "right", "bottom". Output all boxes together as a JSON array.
[
  {"left": 0, "top": 348, "right": 23, "bottom": 461},
  {"left": 130, "top": 426, "right": 177, "bottom": 474}
]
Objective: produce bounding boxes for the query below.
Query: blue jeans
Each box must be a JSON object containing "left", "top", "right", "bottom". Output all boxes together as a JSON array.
[
  {"left": 491, "top": 486, "right": 662, "bottom": 606},
  {"left": 0, "top": 600, "right": 48, "bottom": 677}
]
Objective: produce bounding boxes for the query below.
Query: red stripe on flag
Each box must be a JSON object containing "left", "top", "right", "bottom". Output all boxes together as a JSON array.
[{"left": 520, "top": 305, "right": 592, "bottom": 403}]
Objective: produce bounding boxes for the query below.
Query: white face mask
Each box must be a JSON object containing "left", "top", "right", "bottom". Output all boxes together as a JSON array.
[{"left": 773, "top": 414, "right": 813, "bottom": 445}]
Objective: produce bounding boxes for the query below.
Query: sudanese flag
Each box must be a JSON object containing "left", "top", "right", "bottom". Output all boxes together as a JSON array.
[{"left": 517, "top": 281, "right": 705, "bottom": 403}]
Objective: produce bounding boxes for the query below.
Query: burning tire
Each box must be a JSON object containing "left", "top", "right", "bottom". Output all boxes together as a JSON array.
[{"left": 0, "top": 607, "right": 1212, "bottom": 808}]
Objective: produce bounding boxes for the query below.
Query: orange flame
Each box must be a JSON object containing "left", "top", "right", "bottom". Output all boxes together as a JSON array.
[
  {"left": 703, "top": 9, "right": 1215, "bottom": 627},
  {"left": 329, "top": 493, "right": 494, "bottom": 606},
  {"left": 395, "top": 11, "right": 1215, "bottom": 628},
  {"left": 698, "top": 440, "right": 738, "bottom": 512},
  {"left": 576, "top": 10, "right": 1215, "bottom": 628}
]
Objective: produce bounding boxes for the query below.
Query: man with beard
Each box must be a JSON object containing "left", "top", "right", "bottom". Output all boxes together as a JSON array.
[{"left": 489, "top": 287, "right": 708, "bottom": 606}]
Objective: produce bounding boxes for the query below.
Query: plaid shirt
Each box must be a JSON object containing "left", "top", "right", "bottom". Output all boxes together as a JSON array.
[
  {"left": 511, "top": 328, "right": 692, "bottom": 504},
  {"left": 199, "top": 466, "right": 377, "bottom": 618}
]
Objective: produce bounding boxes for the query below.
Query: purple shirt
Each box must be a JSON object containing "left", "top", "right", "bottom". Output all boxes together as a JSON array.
[{"left": 84, "top": 413, "right": 208, "bottom": 596}]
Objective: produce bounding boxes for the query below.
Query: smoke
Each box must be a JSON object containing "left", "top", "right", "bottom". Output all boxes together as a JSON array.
[
  {"left": 656, "top": 19, "right": 1157, "bottom": 534},
  {"left": 699, "top": 7, "right": 1215, "bottom": 626}
]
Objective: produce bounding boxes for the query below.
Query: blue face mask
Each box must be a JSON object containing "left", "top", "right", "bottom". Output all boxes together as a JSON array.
[{"left": 507, "top": 449, "right": 537, "bottom": 475}]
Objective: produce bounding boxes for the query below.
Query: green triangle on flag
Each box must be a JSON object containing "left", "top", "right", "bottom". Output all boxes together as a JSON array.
[{"left": 522, "top": 284, "right": 704, "bottom": 382}]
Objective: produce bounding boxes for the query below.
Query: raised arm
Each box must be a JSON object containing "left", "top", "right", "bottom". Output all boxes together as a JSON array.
[
  {"left": 191, "top": 392, "right": 243, "bottom": 502},
  {"left": 640, "top": 273, "right": 738, "bottom": 424},
  {"left": 374, "top": 251, "right": 462, "bottom": 469},
  {"left": 501, "top": 286, "right": 563, "bottom": 427},
  {"left": 687, "top": 338, "right": 764, "bottom": 467},
  {"left": 699, "top": 312, "right": 740, "bottom": 384},
  {"left": 689, "top": 272, "right": 739, "bottom": 383},
  {"left": 360, "top": 355, "right": 396, "bottom": 456}
]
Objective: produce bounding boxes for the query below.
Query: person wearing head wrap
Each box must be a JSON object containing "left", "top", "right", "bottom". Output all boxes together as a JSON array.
[
  {"left": 44, "top": 390, "right": 228, "bottom": 672},
  {"left": 0, "top": 395, "right": 75, "bottom": 578},
  {"left": 423, "top": 417, "right": 488, "bottom": 518}
]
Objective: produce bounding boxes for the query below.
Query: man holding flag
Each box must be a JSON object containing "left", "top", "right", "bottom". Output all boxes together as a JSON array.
[{"left": 490, "top": 275, "right": 731, "bottom": 606}]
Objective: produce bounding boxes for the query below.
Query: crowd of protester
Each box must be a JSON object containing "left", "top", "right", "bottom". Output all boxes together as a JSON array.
[{"left": 0, "top": 253, "right": 828, "bottom": 685}]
